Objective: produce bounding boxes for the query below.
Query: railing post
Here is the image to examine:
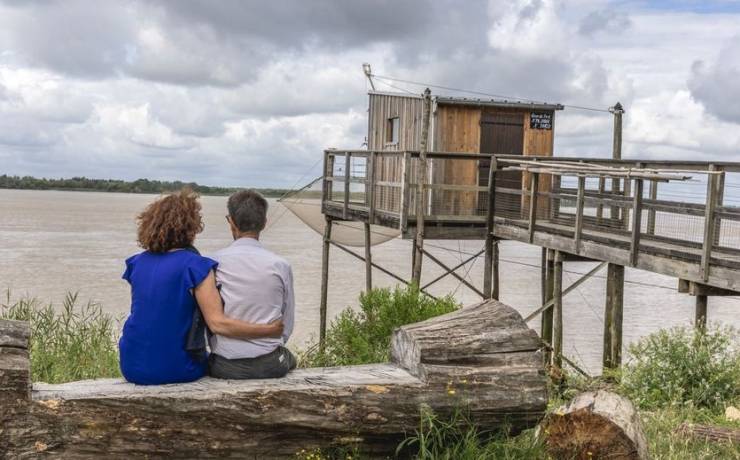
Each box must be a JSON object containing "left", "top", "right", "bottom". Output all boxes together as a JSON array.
[
  {"left": 343, "top": 153, "right": 351, "bottom": 219},
  {"left": 646, "top": 180, "right": 658, "bottom": 236},
  {"left": 400, "top": 151, "right": 411, "bottom": 232},
  {"left": 629, "top": 177, "right": 643, "bottom": 267},
  {"left": 701, "top": 165, "right": 721, "bottom": 281},
  {"left": 367, "top": 151, "right": 376, "bottom": 225},
  {"left": 574, "top": 175, "right": 586, "bottom": 253},
  {"left": 528, "top": 172, "right": 539, "bottom": 244}
]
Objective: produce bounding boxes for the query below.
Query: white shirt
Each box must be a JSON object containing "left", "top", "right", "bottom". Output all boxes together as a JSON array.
[{"left": 209, "top": 238, "right": 295, "bottom": 359}]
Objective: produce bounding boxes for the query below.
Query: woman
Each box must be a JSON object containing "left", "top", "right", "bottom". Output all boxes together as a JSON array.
[{"left": 119, "top": 189, "right": 282, "bottom": 385}]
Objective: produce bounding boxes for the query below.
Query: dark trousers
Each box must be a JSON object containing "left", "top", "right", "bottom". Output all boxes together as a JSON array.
[{"left": 208, "top": 346, "right": 297, "bottom": 380}]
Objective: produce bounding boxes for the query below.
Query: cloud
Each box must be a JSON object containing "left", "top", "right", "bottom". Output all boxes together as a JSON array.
[
  {"left": 688, "top": 35, "right": 740, "bottom": 123},
  {"left": 0, "top": 0, "right": 739, "bottom": 187},
  {"left": 578, "top": 9, "right": 631, "bottom": 36}
]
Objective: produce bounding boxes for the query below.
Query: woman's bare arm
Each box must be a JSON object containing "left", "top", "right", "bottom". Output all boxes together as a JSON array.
[{"left": 194, "top": 271, "right": 283, "bottom": 339}]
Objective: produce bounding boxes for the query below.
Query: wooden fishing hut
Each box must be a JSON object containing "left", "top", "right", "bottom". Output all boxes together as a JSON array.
[
  {"left": 320, "top": 89, "right": 740, "bottom": 375},
  {"left": 366, "top": 91, "right": 564, "bottom": 227}
]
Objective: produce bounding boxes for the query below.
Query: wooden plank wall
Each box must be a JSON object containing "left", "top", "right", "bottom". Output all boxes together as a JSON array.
[
  {"left": 522, "top": 111, "right": 555, "bottom": 218},
  {"left": 368, "top": 93, "right": 424, "bottom": 212},
  {"left": 432, "top": 104, "right": 481, "bottom": 215}
]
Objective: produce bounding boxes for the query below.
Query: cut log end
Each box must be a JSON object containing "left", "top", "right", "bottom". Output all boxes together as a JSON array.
[{"left": 542, "top": 390, "right": 649, "bottom": 460}]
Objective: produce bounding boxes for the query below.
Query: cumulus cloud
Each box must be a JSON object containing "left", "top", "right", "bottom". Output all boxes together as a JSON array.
[
  {"left": 578, "top": 9, "right": 631, "bottom": 36},
  {"left": 688, "top": 35, "right": 740, "bottom": 123},
  {"left": 0, "top": 0, "right": 738, "bottom": 185}
]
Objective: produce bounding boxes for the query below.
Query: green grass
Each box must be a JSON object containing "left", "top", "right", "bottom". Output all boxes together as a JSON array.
[
  {"left": 299, "top": 285, "right": 459, "bottom": 368},
  {"left": 1, "top": 290, "right": 121, "bottom": 383}
]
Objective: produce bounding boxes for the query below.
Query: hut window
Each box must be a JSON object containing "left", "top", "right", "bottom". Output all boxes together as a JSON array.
[{"left": 386, "top": 117, "right": 400, "bottom": 144}]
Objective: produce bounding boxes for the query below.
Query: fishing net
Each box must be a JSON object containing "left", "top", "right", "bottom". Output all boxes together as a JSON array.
[{"left": 278, "top": 177, "right": 400, "bottom": 247}]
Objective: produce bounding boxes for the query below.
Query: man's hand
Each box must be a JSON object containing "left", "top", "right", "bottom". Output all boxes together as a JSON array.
[{"left": 265, "top": 318, "right": 284, "bottom": 338}]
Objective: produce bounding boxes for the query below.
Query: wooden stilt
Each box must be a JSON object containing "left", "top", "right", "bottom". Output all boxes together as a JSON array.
[
  {"left": 411, "top": 89, "right": 432, "bottom": 286},
  {"left": 485, "top": 158, "right": 498, "bottom": 300},
  {"left": 603, "top": 263, "right": 625, "bottom": 371},
  {"left": 319, "top": 217, "right": 333, "bottom": 348},
  {"left": 492, "top": 239, "right": 500, "bottom": 300},
  {"left": 552, "top": 250, "right": 564, "bottom": 368},
  {"left": 695, "top": 295, "right": 708, "bottom": 330},
  {"left": 364, "top": 222, "right": 372, "bottom": 293},
  {"left": 542, "top": 249, "right": 554, "bottom": 365}
]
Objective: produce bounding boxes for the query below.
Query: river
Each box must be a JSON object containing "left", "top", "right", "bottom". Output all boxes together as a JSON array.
[{"left": 1, "top": 188, "right": 738, "bottom": 374}]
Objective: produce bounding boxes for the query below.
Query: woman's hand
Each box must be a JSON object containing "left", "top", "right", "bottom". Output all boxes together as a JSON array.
[{"left": 195, "top": 271, "right": 284, "bottom": 340}]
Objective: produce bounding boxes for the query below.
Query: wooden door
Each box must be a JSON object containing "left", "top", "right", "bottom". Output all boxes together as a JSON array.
[{"left": 479, "top": 112, "right": 524, "bottom": 217}]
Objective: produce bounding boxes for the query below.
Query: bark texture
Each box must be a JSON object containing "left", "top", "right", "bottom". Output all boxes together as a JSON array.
[
  {"left": 676, "top": 422, "right": 740, "bottom": 444},
  {"left": 1, "top": 299, "right": 547, "bottom": 459},
  {"left": 542, "top": 390, "right": 649, "bottom": 460}
]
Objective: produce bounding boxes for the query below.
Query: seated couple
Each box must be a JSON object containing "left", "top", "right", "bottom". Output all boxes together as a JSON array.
[{"left": 118, "top": 189, "right": 296, "bottom": 385}]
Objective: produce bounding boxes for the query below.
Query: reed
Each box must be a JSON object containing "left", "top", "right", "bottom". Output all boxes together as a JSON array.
[{"left": 1, "top": 290, "right": 121, "bottom": 383}]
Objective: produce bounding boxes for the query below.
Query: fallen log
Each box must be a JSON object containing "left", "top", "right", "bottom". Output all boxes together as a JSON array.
[
  {"left": 0, "top": 299, "right": 547, "bottom": 459},
  {"left": 541, "top": 390, "right": 649, "bottom": 460},
  {"left": 676, "top": 422, "right": 740, "bottom": 444}
]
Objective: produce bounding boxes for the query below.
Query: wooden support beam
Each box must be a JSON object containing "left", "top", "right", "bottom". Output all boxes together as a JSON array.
[
  {"left": 330, "top": 241, "right": 438, "bottom": 300},
  {"left": 552, "top": 250, "right": 564, "bottom": 368},
  {"left": 678, "top": 279, "right": 740, "bottom": 297},
  {"left": 364, "top": 222, "right": 372, "bottom": 292},
  {"left": 542, "top": 249, "right": 555, "bottom": 366},
  {"left": 524, "top": 262, "right": 607, "bottom": 323},
  {"left": 574, "top": 176, "right": 586, "bottom": 253},
  {"left": 411, "top": 89, "right": 432, "bottom": 285},
  {"left": 701, "top": 166, "right": 721, "bottom": 281},
  {"left": 695, "top": 295, "right": 708, "bottom": 330},
  {"left": 528, "top": 172, "right": 540, "bottom": 244},
  {"left": 603, "top": 264, "right": 625, "bottom": 371},
  {"left": 484, "top": 159, "right": 497, "bottom": 299},
  {"left": 714, "top": 168, "right": 725, "bottom": 246},
  {"left": 422, "top": 249, "right": 484, "bottom": 290},
  {"left": 319, "top": 217, "right": 333, "bottom": 348},
  {"left": 629, "top": 178, "right": 643, "bottom": 267},
  {"left": 419, "top": 247, "right": 486, "bottom": 299}
]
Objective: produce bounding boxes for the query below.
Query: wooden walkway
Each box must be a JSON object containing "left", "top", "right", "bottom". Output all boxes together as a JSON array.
[{"left": 320, "top": 150, "right": 740, "bottom": 372}]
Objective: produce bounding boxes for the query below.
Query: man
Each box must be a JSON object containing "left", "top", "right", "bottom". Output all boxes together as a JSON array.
[{"left": 208, "top": 189, "right": 296, "bottom": 379}]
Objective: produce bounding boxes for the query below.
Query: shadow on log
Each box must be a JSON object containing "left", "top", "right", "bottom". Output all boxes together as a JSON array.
[{"left": 0, "top": 299, "right": 547, "bottom": 459}]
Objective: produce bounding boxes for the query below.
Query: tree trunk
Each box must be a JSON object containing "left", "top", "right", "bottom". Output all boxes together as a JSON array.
[
  {"left": 1, "top": 299, "right": 547, "bottom": 459},
  {"left": 541, "top": 390, "right": 649, "bottom": 460}
]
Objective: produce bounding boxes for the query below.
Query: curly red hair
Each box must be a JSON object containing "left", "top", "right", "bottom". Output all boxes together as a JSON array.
[{"left": 136, "top": 189, "right": 204, "bottom": 253}]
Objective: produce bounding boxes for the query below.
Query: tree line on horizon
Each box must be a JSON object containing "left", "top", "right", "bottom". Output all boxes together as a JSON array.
[{"left": 0, "top": 174, "right": 289, "bottom": 197}]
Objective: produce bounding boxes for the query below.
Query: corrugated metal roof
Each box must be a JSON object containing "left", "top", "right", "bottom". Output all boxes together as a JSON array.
[
  {"left": 434, "top": 96, "right": 564, "bottom": 111},
  {"left": 368, "top": 91, "right": 563, "bottom": 111}
]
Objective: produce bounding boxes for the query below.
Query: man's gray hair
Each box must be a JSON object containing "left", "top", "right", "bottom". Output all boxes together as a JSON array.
[{"left": 227, "top": 189, "right": 268, "bottom": 233}]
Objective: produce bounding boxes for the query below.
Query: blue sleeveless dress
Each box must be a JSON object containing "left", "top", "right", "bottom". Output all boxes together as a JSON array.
[{"left": 119, "top": 250, "right": 217, "bottom": 385}]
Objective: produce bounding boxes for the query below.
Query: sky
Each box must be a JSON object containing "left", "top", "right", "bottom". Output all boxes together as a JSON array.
[{"left": 1, "top": 0, "right": 739, "bottom": 187}]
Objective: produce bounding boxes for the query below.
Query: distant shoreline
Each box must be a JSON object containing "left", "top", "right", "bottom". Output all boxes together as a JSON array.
[
  {"left": 0, "top": 174, "right": 290, "bottom": 198},
  {"left": 0, "top": 186, "right": 288, "bottom": 198}
]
